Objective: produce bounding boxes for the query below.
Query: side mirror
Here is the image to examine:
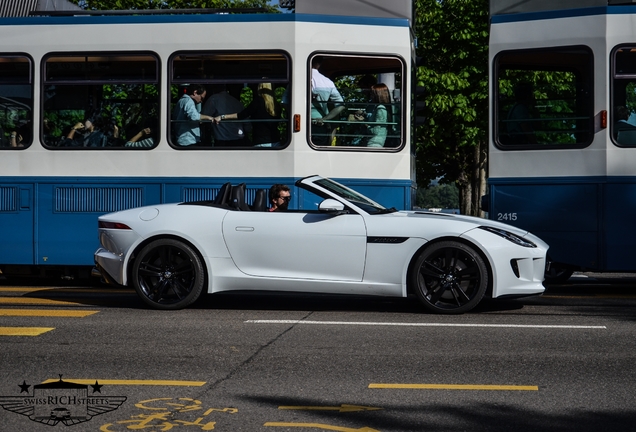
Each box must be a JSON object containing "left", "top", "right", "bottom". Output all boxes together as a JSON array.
[{"left": 318, "top": 199, "right": 345, "bottom": 214}]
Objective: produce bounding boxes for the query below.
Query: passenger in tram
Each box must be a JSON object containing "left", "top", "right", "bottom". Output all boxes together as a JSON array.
[
  {"left": 9, "top": 121, "right": 31, "bottom": 148},
  {"left": 365, "top": 83, "right": 392, "bottom": 148},
  {"left": 213, "top": 83, "right": 282, "bottom": 148},
  {"left": 64, "top": 116, "right": 109, "bottom": 147},
  {"left": 9, "top": 129, "right": 24, "bottom": 148},
  {"left": 268, "top": 184, "right": 291, "bottom": 212},
  {"left": 346, "top": 75, "right": 377, "bottom": 143},
  {"left": 42, "top": 117, "right": 59, "bottom": 147},
  {"left": 172, "top": 84, "right": 215, "bottom": 147},
  {"left": 506, "top": 82, "right": 538, "bottom": 144},
  {"left": 202, "top": 84, "right": 250, "bottom": 147},
  {"left": 347, "top": 82, "right": 391, "bottom": 147},
  {"left": 124, "top": 126, "right": 154, "bottom": 148},
  {"left": 614, "top": 105, "right": 636, "bottom": 143},
  {"left": 310, "top": 56, "right": 345, "bottom": 146}
]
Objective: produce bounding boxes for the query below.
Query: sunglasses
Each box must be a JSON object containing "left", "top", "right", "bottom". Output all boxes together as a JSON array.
[{"left": 279, "top": 196, "right": 291, "bottom": 202}]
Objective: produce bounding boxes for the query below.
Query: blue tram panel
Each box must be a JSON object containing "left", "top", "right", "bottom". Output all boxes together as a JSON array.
[
  {"left": 490, "top": 182, "right": 600, "bottom": 270},
  {"left": 603, "top": 183, "right": 636, "bottom": 271},
  {"left": 0, "top": 184, "right": 34, "bottom": 265}
]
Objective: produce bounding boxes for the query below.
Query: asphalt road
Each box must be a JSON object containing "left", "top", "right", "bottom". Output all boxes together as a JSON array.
[{"left": 1, "top": 273, "right": 635, "bottom": 431}]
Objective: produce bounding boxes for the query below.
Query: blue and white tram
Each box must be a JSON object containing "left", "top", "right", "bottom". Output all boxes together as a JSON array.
[
  {"left": 486, "top": 0, "right": 636, "bottom": 278},
  {"left": 0, "top": 5, "right": 416, "bottom": 276}
]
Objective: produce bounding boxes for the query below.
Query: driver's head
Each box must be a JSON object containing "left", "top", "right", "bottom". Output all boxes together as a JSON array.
[{"left": 269, "top": 184, "right": 291, "bottom": 211}]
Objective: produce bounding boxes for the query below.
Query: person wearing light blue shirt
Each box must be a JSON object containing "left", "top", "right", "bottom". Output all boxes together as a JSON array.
[
  {"left": 310, "top": 56, "right": 345, "bottom": 145},
  {"left": 172, "top": 85, "right": 215, "bottom": 146}
]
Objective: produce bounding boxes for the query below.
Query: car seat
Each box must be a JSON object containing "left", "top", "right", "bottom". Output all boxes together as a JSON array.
[
  {"left": 229, "top": 183, "right": 250, "bottom": 211},
  {"left": 213, "top": 182, "right": 232, "bottom": 206},
  {"left": 250, "top": 189, "right": 268, "bottom": 211}
]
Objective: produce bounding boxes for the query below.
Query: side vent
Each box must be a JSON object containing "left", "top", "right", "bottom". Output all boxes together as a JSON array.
[
  {"left": 0, "top": 186, "right": 17, "bottom": 212},
  {"left": 55, "top": 187, "right": 143, "bottom": 213}
]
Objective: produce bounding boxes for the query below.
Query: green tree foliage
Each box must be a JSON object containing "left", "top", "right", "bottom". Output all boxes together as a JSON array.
[
  {"left": 71, "top": 0, "right": 276, "bottom": 11},
  {"left": 416, "top": 183, "right": 459, "bottom": 209},
  {"left": 413, "top": 0, "right": 489, "bottom": 215}
]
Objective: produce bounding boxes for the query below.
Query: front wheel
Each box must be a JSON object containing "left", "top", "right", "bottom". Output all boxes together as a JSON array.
[
  {"left": 132, "top": 238, "right": 205, "bottom": 310},
  {"left": 411, "top": 241, "right": 489, "bottom": 314}
]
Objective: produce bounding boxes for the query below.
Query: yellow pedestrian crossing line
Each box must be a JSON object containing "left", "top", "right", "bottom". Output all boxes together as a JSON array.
[
  {"left": 0, "top": 309, "right": 98, "bottom": 317},
  {"left": 0, "top": 327, "right": 55, "bottom": 336},
  {"left": 0, "top": 298, "right": 82, "bottom": 306}
]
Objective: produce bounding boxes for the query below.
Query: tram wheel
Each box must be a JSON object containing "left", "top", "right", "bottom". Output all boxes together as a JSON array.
[{"left": 544, "top": 264, "right": 574, "bottom": 284}]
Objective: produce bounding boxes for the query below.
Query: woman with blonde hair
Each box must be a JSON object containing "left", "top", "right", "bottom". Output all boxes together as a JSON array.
[{"left": 215, "top": 83, "right": 282, "bottom": 147}]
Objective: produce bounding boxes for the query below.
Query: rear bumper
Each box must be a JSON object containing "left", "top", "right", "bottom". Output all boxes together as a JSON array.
[{"left": 94, "top": 248, "right": 126, "bottom": 286}]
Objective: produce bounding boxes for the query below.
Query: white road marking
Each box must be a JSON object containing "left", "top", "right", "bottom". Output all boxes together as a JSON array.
[{"left": 245, "top": 320, "right": 606, "bottom": 329}]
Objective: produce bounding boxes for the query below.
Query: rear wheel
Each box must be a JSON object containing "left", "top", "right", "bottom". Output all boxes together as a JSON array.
[
  {"left": 411, "top": 241, "right": 489, "bottom": 314},
  {"left": 132, "top": 238, "right": 205, "bottom": 310}
]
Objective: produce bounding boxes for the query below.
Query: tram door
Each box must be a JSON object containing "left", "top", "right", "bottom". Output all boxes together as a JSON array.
[{"left": 0, "top": 184, "right": 34, "bottom": 264}]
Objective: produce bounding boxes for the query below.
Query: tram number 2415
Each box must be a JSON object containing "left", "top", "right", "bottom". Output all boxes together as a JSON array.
[{"left": 497, "top": 213, "right": 518, "bottom": 221}]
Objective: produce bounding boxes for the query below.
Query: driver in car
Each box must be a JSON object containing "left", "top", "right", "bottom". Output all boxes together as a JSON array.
[{"left": 269, "top": 184, "right": 291, "bottom": 212}]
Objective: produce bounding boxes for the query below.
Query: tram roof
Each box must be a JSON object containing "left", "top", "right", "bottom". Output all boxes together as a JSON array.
[
  {"left": 491, "top": 0, "right": 636, "bottom": 16},
  {"left": 0, "top": 12, "right": 410, "bottom": 28},
  {"left": 0, "top": 0, "right": 412, "bottom": 26}
]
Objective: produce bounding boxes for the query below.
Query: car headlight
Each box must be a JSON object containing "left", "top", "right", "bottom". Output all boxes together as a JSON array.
[{"left": 478, "top": 226, "right": 537, "bottom": 248}]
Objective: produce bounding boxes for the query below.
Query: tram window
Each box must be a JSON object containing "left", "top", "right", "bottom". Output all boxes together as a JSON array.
[
  {"left": 169, "top": 52, "right": 290, "bottom": 149},
  {"left": 495, "top": 46, "right": 593, "bottom": 149},
  {"left": 0, "top": 55, "right": 32, "bottom": 150},
  {"left": 612, "top": 47, "right": 636, "bottom": 147},
  {"left": 42, "top": 53, "right": 160, "bottom": 149},
  {"left": 308, "top": 54, "right": 404, "bottom": 150}
]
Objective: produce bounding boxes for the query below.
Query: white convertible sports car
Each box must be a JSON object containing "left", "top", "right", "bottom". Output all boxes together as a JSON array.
[{"left": 94, "top": 175, "right": 548, "bottom": 314}]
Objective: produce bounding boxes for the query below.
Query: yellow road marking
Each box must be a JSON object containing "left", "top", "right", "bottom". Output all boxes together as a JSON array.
[
  {"left": 279, "top": 405, "right": 381, "bottom": 413},
  {"left": 369, "top": 383, "right": 538, "bottom": 391},
  {"left": 0, "top": 298, "right": 82, "bottom": 306},
  {"left": 0, "top": 287, "right": 133, "bottom": 293},
  {"left": 0, "top": 309, "right": 98, "bottom": 317},
  {"left": 42, "top": 379, "right": 206, "bottom": 387},
  {"left": 0, "top": 327, "right": 55, "bottom": 336},
  {"left": 264, "top": 423, "right": 379, "bottom": 432}
]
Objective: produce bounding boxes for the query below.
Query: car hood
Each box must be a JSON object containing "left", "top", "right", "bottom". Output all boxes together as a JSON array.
[{"left": 402, "top": 210, "right": 531, "bottom": 237}]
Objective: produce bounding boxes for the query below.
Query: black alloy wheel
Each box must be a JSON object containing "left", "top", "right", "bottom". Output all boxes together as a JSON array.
[
  {"left": 132, "top": 238, "right": 205, "bottom": 310},
  {"left": 411, "top": 240, "right": 489, "bottom": 314}
]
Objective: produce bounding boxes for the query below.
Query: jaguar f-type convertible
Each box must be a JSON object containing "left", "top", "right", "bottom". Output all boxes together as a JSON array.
[{"left": 94, "top": 175, "right": 548, "bottom": 314}]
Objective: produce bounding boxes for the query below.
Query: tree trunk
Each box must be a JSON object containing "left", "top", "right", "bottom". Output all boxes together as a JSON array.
[
  {"left": 472, "top": 140, "right": 488, "bottom": 218},
  {"left": 458, "top": 140, "right": 488, "bottom": 217}
]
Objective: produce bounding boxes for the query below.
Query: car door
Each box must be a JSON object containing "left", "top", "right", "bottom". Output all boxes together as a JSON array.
[{"left": 222, "top": 210, "right": 366, "bottom": 281}]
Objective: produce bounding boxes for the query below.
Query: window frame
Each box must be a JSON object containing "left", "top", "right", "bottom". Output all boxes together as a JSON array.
[
  {"left": 0, "top": 53, "right": 33, "bottom": 150},
  {"left": 493, "top": 45, "right": 594, "bottom": 151},
  {"left": 611, "top": 44, "right": 636, "bottom": 148},
  {"left": 41, "top": 51, "right": 161, "bottom": 150},
  {"left": 307, "top": 51, "right": 406, "bottom": 152},
  {"left": 168, "top": 49, "right": 292, "bottom": 150}
]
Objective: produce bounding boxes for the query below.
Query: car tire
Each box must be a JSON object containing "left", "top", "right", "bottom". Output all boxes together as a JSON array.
[
  {"left": 132, "top": 238, "right": 205, "bottom": 310},
  {"left": 411, "top": 240, "right": 489, "bottom": 314}
]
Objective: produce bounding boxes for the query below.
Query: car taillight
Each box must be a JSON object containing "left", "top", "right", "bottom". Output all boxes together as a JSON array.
[{"left": 99, "top": 221, "right": 132, "bottom": 230}]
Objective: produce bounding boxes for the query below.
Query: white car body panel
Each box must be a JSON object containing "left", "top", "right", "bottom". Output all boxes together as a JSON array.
[
  {"left": 222, "top": 211, "right": 366, "bottom": 281},
  {"left": 94, "top": 175, "right": 549, "bottom": 312}
]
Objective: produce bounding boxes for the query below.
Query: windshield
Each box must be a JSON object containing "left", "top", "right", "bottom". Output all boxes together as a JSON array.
[{"left": 314, "top": 178, "right": 390, "bottom": 214}]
